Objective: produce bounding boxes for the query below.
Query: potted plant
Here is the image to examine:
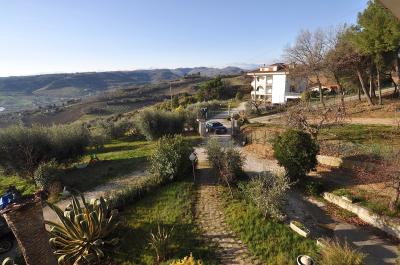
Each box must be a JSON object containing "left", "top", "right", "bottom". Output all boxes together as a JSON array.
[
  {"left": 290, "top": 220, "right": 310, "bottom": 238},
  {"left": 297, "top": 255, "right": 314, "bottom": 265}
]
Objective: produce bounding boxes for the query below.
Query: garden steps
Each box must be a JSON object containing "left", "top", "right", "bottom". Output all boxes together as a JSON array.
[{"left": 194, "top": 146, "right": 263, "bottom": 265}]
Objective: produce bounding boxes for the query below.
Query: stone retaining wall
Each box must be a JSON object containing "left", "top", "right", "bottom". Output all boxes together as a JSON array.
[{"left": 323, "top": 192, "right": 400, "bottom": 239}]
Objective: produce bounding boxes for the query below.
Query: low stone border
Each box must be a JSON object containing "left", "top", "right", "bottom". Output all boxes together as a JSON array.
[
  {"left": 317, "top": 155, "right": 377, "bottom": 170},
  {"left": 290, "top": 221, "right": 310, "bottom": 238},
  {"left": 323, "top": 192, "right": 400, "bottom": 239},
  {"left": 317, "top": 155, "right": 343, "bottom": 168}
]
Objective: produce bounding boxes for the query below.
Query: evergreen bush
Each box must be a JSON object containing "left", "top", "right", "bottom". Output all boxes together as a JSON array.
[
  {"left": 149, "top": 135, "right": 193, "bottom": 183},
  {"left": 273, "top": 129, "right": 319, "bottom": 180}
]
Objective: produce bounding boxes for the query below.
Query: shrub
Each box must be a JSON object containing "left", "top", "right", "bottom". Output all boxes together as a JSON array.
[
  {"left": 318, "top": 239, "right": 365, "bottom": 265},
  {"left": 273, "top": 129, "right": 319, "bottom": 180},
  {"left": 169, "top": 254, "right": 203, "bottom": 265},
  {"left": 206, "top": 139, "right": 244, "bottom": 195},
  {"left": 235, "top": 91, "right": 243, "bottom": 101},
  {"left": 149, "top": 224, "right": 174, "bottom": 263},
  {"left": 106, "top": 175, "right": 159, "bottom": 210},
  {"left": 149, "top": 135, "right": 193, "bottom": 184},
  {"left": 48, "top": 123, "right": 90, "bottom": 163},
  {"left": 240, "top": 172, "right": 290, "bottom": 220},
  {"left": 244, "top": 102, "right": 254, "bottom": 116},
  {"left": 45, "top": 195, "right": 120, "bottom": 265},
  {"left": 0, "top": 124, "right": 89, "bottom": 178},
  {"left": 301, "top": 90, "right": 311, "bottom": 102},
  {"left": 304, "top": 180, "right": 324, "bottom": 196},
  {"left": 110, "top": 118, "right": 134, "bottom": 138},
  {"left": 136, "top": 110, "right": 185, "bottom": 140},
  {"left": 33, "top": 159, "right": 62, "bottom": 190}
]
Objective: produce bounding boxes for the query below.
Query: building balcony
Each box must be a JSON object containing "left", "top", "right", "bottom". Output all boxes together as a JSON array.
[{"left": 251, "top": 88, "right": 272, "bottom": 96}]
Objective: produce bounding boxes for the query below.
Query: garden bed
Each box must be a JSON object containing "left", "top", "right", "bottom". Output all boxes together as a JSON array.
[
  {"left": 221, "top": 188, "right": 317, "bottom": 265},
  {"left": 112, "top": 181, "right": 219, "bottom": 265}
]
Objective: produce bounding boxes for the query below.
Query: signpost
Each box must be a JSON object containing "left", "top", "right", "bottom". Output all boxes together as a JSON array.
[{"left": 189, "top": 152, "right": 198, "bottom": 182}]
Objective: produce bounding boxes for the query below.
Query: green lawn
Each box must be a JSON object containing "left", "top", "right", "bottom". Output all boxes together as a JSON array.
[
  {"left": 0, "top": 135, "right": 201, "bottom": 196},
  {"left": 319, "top": 124, "right": 400, "bottom": 158},
  {"left": 112, "top": 181, "right": 219, "bottom": 265},
  {"left": 0, "top": 174, "right": 36, "bottom": 196},
  {"left": 222, "top": 188, "right": 317, "bottom": 265},
  {"left": 0, "top": 138, "right": 155, "bottom": 196},
  {"left": 59, "top": 138, "right": 156, "bottom": 193}
]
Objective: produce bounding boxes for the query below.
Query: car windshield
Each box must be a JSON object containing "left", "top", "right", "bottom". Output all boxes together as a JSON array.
[{"left": 213, "top": 122, "right": 223, "bottom": 126}]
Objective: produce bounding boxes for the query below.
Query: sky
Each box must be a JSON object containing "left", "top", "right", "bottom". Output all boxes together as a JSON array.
[{"left": 0, "top": 0, "right": 368, "bottom": 77}]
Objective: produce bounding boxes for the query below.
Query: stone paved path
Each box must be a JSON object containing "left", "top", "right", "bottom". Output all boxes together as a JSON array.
[
  {"left": 194, "top": 146, "right": 262, "bottom": 265},
  {"left": 43, "top": 170, "right": 146, "bottom": 223}
]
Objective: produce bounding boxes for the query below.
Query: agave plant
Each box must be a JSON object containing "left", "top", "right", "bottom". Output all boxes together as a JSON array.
[{"left": 45, "top": 195, "right": 120, "bottom": 265}]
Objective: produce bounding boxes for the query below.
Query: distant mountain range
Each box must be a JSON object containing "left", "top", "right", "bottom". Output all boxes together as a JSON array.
[{"left": 0, "top": 66, "right": 244, "bottom": 97}]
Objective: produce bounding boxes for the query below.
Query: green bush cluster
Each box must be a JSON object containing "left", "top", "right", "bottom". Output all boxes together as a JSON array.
[
  {"left": 0, "top": 124, "right": 90, "bottom": 178},
  {"left": 206, "top": 138, "right": 244, "bottom": 188},
  {"left": 106, "top": 175, "right": 160, "bottom": 210},
  {"left": 136, "top": 110, "right": 185, "bottom": 140},
  {"left": 33, "top": 159, "right": 63, "bottom": 190},
  {"left": 149, "top": 135, "right": 194, "bottom": 184},
  {"left": 240, "top": 172, "right": 291, "bottom": 220},
  {"left": 273, "top": 129, "right": 319, "bottom": 180}
]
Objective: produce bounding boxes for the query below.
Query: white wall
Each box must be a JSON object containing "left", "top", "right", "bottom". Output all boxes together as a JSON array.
[{"left": 271, "top": 74, "right": 286, "bottom": 104}]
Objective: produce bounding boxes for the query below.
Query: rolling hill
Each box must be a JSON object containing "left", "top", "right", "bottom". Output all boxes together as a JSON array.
[{"left": 0, "top": 67, "right": 243, "bottom": 97}]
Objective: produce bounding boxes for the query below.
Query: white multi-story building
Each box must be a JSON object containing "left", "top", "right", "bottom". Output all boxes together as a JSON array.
[{"left": 247, "top": 63, "right": 307, "bottom": 104}]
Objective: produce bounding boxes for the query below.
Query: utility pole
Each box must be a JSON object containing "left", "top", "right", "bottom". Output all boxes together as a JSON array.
[
  {"left": 170, "top": 82, "right": 173, "bottom": 110},
  {"left": 253, "top": 73, "right": 257, "bottom": 103}
]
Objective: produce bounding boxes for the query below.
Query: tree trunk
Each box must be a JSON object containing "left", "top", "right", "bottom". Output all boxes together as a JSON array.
[
  {"left": 369, "top": 72, "right": 375, "bottom": 98},
  {"left": 333, "top": 73, "right": 345, "bottom": 107},
  {"left": 358, "top": 86, "right": 361, "bottom": 101},
  {"left": 316, "top": 74, "right": 325, "bottom": 108},
  {"left": 392, "top": 77, "right": 399, "bottom": 98},
  {"left": 376, "top": 65, "right": 382, "bottom": 105},
  {"left": 1, "top": 197, "right": 57, "bottom": 265},
  {"left": 356, "top": 68, "right": 374, "bottom": 106}
]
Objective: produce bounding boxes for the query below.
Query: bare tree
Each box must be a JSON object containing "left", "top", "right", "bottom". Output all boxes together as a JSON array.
[
  {"left": 285, "top": 29, "right": 328, "bottom": 107},
  {"left": 286, "top": 101, "right": 347, "bottom": 139}
]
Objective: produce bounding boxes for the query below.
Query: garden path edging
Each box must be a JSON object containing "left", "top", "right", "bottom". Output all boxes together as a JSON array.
[{"left": 323, "top": 192, "right": 400, "bottom": 239}]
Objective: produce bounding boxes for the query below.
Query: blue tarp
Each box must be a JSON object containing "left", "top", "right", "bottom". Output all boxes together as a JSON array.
[{"left": 0, "top": 193, "right": 14, "bottom": 210}]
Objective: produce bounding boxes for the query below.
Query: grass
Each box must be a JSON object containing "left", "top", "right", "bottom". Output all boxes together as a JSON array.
[
  {"left": 331, "top": 187, "right": 400, "bottom": 218},
  {"left": 0, "top": 134, "right": 201, "bottom": 196},
  {"left": 221, "top": 188, "right": 317, "bottom": 265},
  {"left": 318, "top": 124, "right": 400, "bottom": 158},
  {"left": 0, "top": 174, "right": 36, "bottom": 196},
  {"left": 112, "top": 180, "right": 219, "bottom": 265},
  {"left": 62, "top": 138, "right": 155, "bottom": 193}
]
